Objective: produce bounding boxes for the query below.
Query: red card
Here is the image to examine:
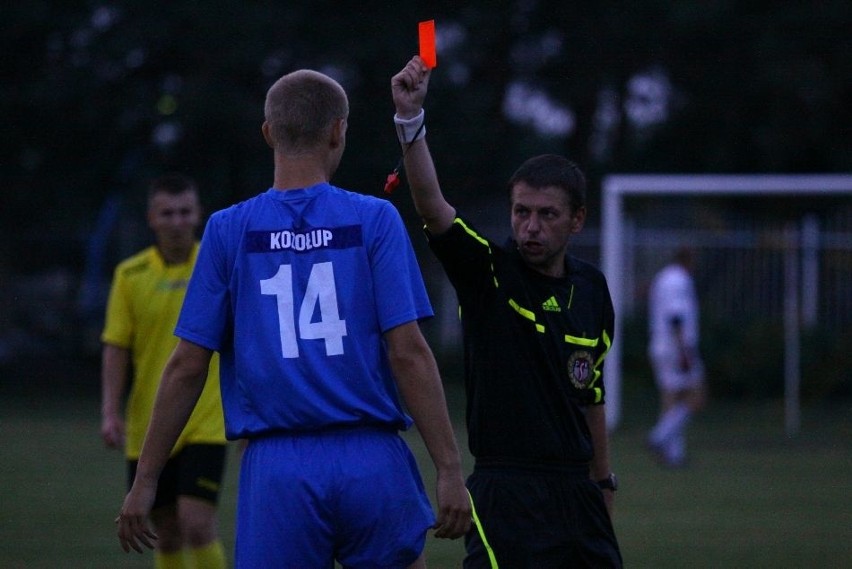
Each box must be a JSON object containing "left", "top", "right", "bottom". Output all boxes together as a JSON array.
[{"left": 419, "top": 20, "right": 437, "bottom": 68}]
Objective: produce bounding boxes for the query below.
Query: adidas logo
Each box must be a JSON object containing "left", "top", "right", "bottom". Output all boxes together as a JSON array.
[{"left": 542, "top": 296, "right": 561, "bottom": 312}]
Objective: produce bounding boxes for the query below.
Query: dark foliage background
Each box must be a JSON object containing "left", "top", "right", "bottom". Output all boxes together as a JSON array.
[{"left": 2, "top": 1, "right": 850, "bottom": 395}]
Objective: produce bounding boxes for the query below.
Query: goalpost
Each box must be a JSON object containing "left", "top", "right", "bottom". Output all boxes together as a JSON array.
[{"left": 601, "top": 174, "right": 852, "bottom": 434}]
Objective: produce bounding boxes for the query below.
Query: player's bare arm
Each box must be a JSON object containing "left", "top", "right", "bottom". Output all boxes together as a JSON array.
[
  {"left": 116, "top": 339, "right": 213, "bottom": 553},
  {"left": 100, "top": 343, "right": 130, "bottom": 449},
  {"left": 392, "top": 56, "right": 456, "bottom": 235},
  {"left": 384, "top": 321, "right": 471, "bottom": 539}
]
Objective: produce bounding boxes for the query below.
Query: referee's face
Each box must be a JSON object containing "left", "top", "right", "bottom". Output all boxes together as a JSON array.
[{"left": 510, "top": 182, "right": 585, "bottom": 278}]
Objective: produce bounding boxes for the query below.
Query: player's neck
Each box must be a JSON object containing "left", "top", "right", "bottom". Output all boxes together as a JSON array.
[
  {"left": 272, "top": 153, "right": 332, "bottom": 191},
  {"left": 157, "top": 244, "right": 192, "bottom": 265}
]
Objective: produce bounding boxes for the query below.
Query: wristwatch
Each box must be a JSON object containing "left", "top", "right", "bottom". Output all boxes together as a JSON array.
[{"left": 596, "top": 473, "right": 618, "bottom": 492}]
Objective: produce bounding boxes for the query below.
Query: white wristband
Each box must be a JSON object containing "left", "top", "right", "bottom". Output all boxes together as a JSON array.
[{"left": 394, "top": 109, "right": 426, "bottom": 144}]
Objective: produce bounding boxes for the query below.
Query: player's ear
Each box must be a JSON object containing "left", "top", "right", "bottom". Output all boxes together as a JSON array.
[
  {"left": 329, "top": 117, "right": 346, "bottom": 149},
  {"left": 261, "top": 121, "right": 274, "bottom": 148},
  {"left": 570, "top": 206, "right": 586, "bottom": 234}
]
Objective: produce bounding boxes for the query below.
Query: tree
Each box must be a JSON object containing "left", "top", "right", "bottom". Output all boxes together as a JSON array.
[{"left": 1, "top": 1, "right": 850, "bottom": 357}]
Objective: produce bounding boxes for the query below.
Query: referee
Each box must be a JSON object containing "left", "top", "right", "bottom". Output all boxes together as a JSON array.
[{"left": 392, "top": 56, "right": 623, "bottom": 568}]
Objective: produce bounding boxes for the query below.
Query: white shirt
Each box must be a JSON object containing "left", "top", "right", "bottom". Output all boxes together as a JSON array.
[{"left": 648, "top": 263, "right": 699, "bottom": 354}]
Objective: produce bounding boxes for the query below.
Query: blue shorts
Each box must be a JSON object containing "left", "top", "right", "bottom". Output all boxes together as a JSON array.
[{"left": 236, "top": 426, "right": 435, "bottom": 569}]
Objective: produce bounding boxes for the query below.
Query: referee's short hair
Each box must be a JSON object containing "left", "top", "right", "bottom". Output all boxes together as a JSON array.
[{"left": 507, "top": 154, "right": 587, "bottom": 211}]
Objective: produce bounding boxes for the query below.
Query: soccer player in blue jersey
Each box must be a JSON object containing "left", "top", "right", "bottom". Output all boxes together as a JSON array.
[
  {"left": 391, "top": 56, "right": 622, "bottom": 568},
  {"left": 116, "top": 68, "right": 471, "bottom": 568}
]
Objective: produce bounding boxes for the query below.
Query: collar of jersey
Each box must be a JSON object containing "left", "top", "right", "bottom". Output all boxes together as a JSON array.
[{"left": 265, "top": 183, "right": 333, "bottom": 200}]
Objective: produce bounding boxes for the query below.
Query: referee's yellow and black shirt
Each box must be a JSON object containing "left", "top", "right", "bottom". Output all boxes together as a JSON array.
[{"left": 428, "top": 215, "right": 614, "bottom": 467}]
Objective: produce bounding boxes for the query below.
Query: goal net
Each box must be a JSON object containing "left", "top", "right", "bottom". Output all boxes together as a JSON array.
[{"left": 601, "top": 174, "right": 852, "bottom": 434}]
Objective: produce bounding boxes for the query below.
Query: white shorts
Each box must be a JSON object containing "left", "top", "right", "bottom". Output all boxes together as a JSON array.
[{"left": 649, "top": 348, "right": 705, "bottom": 393}]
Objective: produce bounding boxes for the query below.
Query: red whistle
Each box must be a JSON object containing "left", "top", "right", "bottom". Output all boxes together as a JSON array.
[{"left": 384, "top": 171, "right": 401, "bottom": 194}]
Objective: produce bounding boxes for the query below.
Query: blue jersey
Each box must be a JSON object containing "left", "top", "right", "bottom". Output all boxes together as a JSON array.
[{"left": 176, "top": 184, "right": 433, "bottom": 439}]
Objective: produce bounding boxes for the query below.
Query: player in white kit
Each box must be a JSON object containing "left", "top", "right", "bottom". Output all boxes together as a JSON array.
[{"left": 647, "top": 247, "right": 707, "bottom": 468}]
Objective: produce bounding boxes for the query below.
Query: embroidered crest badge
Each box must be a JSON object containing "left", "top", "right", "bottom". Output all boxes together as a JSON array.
[{"left": 567, "top": 350, "right": 593, "bottom": 389}]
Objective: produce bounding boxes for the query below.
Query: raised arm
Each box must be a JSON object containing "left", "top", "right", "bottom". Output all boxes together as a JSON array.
[{"left": 391, "top": 56, "right": 456, "bottom": 235}]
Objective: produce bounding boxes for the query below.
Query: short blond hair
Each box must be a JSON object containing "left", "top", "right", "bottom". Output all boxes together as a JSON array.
[{"left": 264, "top": 69, "right": 349, "bottom": 153}]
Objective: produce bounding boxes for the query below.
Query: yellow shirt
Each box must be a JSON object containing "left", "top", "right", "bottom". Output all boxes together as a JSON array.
[{"left": 101, "top": 244, "right": 225, "bottom": 459}]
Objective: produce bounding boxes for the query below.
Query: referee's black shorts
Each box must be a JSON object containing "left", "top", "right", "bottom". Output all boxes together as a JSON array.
[{"left": 465, "top": 465, "right": 622, "bottom": 569}]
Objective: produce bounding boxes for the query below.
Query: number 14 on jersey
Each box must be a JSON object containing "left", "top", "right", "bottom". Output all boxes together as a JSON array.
[{"left": 260, "top": 262, "right": 348, "bottom": 358}]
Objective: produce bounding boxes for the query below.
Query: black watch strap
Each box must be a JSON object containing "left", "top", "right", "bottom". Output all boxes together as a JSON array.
[{"left": 597, "top": 473, "right": 618, "bottom": 491}]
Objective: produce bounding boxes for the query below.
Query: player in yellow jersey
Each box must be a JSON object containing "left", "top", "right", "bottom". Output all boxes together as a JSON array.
[{"left": 101, "top": 174, "right": 228, "bottom": 569}]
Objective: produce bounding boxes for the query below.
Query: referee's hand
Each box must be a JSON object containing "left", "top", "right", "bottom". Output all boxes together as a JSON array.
[{"left": 391, "top": 56, "right": 431, "bottom": 120}]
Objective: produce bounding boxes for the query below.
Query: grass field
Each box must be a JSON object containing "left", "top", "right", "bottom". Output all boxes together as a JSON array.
[{"left": 1, "top": 360, "right": 850, "bottom": 568}]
